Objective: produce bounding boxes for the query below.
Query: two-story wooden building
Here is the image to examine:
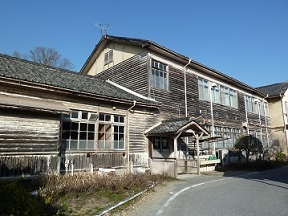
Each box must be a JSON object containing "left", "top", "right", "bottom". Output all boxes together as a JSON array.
[{"left": 81, "top": 35, "right": 272, "bottom": 161}]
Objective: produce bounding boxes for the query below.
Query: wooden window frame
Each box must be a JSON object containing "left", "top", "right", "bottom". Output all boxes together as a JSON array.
[
  {"left": 98, "top": 113, "right": 125, "bottom": 150},
  {"left": 61, "top": 111, "right": 97, "bottom": 151}
]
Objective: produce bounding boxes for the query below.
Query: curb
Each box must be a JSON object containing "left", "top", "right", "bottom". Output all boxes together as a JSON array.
[{"left": 93, "top": 182, "right": 158, "bottom": 216}]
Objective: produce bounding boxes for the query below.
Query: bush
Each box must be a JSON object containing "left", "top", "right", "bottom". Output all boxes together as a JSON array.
[
  {"left": 0, "top": 180, "right": 47, "bottom": 216},
  {"left": 275, "top": 152, "right": 287, "bottom": 162}
]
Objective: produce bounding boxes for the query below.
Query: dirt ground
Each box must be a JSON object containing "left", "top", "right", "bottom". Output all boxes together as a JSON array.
[{"left": 105, "top": 179, "right": 184, "bottom": 216}]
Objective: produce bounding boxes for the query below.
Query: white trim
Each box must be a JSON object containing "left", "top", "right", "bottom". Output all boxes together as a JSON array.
[
  {"left": 106, "top": 79, "right": 156, "bottom": 102},
  {"left": 149, "top": 53, "right": 262, "bottom": 97}
]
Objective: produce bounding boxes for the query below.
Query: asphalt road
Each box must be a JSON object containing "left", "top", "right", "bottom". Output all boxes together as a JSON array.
[{"left": 139, "top": 166, "right": 288, "bottom": 216}]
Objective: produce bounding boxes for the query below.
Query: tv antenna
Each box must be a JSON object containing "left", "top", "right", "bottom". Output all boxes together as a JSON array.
[{"left": 95, "top": 23, "right": 111, "bottom": 36}]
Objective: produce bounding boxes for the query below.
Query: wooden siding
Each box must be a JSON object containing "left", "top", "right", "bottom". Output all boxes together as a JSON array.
[
  {"left": 97, "top": 51, "right": 149, "bottom": 97},
  {"left": 0, "top": 109, "right": 60, "bottom": 153},
  {"left": 94, "top": 51, "right": 272, "bottom": 149},
  {"left": 60, "top": 152, "right": 126, "bottom": 172},
  {"left": 128, "top": 111, "right": 157, "bottom": 153},
  {"left": 0, "top": 155, "right": 59, "bottom": 178}
]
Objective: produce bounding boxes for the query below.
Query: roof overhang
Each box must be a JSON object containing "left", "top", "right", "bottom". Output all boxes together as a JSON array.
[
  {"left": 0, "top": 94, "right": 70, "bottom": 114},
  {"left": 145, "top": 117, "right": 210, "bottom": 138}
]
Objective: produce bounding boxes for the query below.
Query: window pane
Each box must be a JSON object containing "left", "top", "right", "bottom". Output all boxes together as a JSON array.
[
  {"left": 70, "top": 140, "right": 78, "bottom": 149},
  {"left": 88, "top": 124, "right": 95, "bottom": 132},
  {"left": 99, "top": 114, "right": 105, "bottom": 121},
  {"left": 71, "top": 132, "right": 78, "bottom": 139},
  {"left": 88, "top": 133, "right": 94, "bottom": 140},
  {"left": 79, "top": 140, "right": 87, "bottom": 150},
  {"left": 87, "top": 141, "right": 94, "bottom": 149},
  {"left": 119, "top": 141, "right": 124, "bottom": 149},
  {"left": 119, "top": 126, "right": 124, "bottom": 133},
  {"left": 80, "top": 123, "right": 87, "bottom": 131},
  {"left": 82, "top": 112, "right": 88, "bottom": 120},
  {"left": 98, "top": 141, "right": 105, "bottom": 150},
  {"left": 71, "top": 122, "right": 78, "bottom": 130},
  {"left": 71, "top": 111, "right": 78, "bottom": 119},
  {"left": 80, "top": 132, "right": 87, "bottom": 140},
  {"left": 114, "top": 140, "right": 119, "bottom": 149}
]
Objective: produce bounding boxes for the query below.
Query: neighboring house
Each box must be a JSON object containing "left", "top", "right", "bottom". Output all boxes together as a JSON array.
[
  {"left": 81, "top": 35, "right": 272, "bottom": 160},
  {"left": 0, "top": 54, "right": 162, "bottom": 178},
  {"left": 256, "top": 82, "right": 288, "bottom": 155}
]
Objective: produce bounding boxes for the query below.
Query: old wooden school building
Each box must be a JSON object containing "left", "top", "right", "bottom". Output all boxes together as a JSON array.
[{"left": 0, "top": 35, "right": 271, "bottom": 178}]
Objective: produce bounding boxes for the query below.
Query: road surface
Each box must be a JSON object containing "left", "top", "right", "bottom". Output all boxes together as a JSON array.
[{"left": 116, "top": 166, "right": 288, "bottom": 216}]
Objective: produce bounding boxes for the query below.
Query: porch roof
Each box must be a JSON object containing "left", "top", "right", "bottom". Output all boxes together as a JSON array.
[{"left": 145, "top": 117, "right": 210, "bottom": 137}]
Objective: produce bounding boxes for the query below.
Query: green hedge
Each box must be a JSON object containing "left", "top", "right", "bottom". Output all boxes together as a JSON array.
[{"left": 0, "top": 180, "right": 47, "bottom": 216}]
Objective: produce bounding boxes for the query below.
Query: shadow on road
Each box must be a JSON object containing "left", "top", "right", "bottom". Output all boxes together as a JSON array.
[{"left": 221, "top": 164, "right": 288, "bottom": 189}]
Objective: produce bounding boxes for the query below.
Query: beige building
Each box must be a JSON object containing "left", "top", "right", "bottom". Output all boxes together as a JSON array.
[{"left": 257, "top": 82, "right": 288, "bottom": 154}]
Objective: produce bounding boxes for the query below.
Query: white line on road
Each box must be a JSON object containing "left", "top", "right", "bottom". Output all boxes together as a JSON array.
[{"left": 156, "top": 178, "right": 224, "bottom": 215}]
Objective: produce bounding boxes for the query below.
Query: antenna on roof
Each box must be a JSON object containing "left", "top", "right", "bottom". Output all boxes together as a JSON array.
[{"left": 95, "top": 23, "right": 111, "bottom": 36}]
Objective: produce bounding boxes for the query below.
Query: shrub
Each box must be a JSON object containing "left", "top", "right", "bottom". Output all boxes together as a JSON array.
[
  {"left": 0, "top": 180, "right": 47, "bottom": 216},
  {"left": 275, "top": 152, "right": 287, "bottom": 162}
]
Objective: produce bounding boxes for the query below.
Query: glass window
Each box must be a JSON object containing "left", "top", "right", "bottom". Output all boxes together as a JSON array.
[
  {"left": 198, "top": 78, "right": 210, "bottom": 101},
  {"left": 104, "top": 50, "right": 113, "bottom": 65},
  {"left": 198, "top": 77, "right": 238, "bottom": 109},
  {"left": 151, "top": 60, "right": 168, "bottom": 90},
  {"left": 98, "top": 113, "right": 125, "bottom": 150},
  {"left": 153, "top": 137, "right": 168, "bottom": 151},
  {"left": 61, "top": 110, "right": 96, "bottom": 151}
]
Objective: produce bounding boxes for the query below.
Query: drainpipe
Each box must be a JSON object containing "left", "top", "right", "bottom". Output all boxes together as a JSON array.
[
  {"left": 280, "top": 93, "right": 288, "bottom": 154},
  {"left": 184, "top": 59, "right": 191, "bottom": 118},
  {"left": 183, "top": 59, "right": 191, "bottom": 158},
  {"left": 126, "top": 100, "right": 137, "bottom": 173}
]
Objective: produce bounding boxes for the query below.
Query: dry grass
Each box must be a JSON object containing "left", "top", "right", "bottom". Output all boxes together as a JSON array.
[{"left": 35, "top": 172, "right": 174, "bottom": 215}]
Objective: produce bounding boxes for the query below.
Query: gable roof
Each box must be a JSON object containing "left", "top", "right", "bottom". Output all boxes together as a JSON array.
[
  {"left": 145, "top": 117, "right": 209, "bottom": 137},
  {"left": 81, "top": 35, "right": 265, "bottom": 97},
  {"left": 256, "top": 81, "right": 288, "bottom": 98},
  {"left": 0, "top": 54, "right": 158, "bottom": 107}
]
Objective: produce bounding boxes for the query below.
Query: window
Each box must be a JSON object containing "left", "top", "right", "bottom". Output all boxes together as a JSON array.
[
  {"left": 104, "top": 50, "right": 113, "bottom": 65},
  {"left": 62, "top": 111, "right": 97, "bottom": 151},
  {"left": 198, "top": 78, "right": 210, "bottom": 101},
  {"left": 98, "top": 113, "right": 125, "bottom": 150},
  {"left": 245, "top": 96, "right": 267, "bottom": 115},
  {"left": 198, "top": 77, "right": 238, "bottom": 108},
  {"left": 153, "top": 137, "right": 169, "bottom": 152},
  {"left": 151, "top": 60, "right": 168, "bottom": 90}
]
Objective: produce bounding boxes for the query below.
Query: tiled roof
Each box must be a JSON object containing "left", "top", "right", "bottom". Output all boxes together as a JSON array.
[
  {"left": 256, "top": 81, "right": 288, "bottom": 98},
  {"left": 0, "top": 54, "right": 157, "bottom": 106},
  {"left": 146, "top": 117, "right": 209, "bottom": 135},
  {"left": 81, "top": 35, "right": 265, "bottom": 97}
]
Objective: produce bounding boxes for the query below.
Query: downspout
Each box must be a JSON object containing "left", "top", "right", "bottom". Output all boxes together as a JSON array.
[
  {"left": 280, "top": 93, "right": 288, "bottom": 153},
  {"left": 184, "top": 59, "right": 191, "bottom": 118},
  {"left": 263, "top": 95, "right": 269, "bottom": 147},
  {"left": 244, "top": 96, "right": 250, "bottom": 135},
  {"left": 184, "top": 59, "right": 191, "bottom": 158},
  {"left": 127, "top": 100, "right": 137, "bottom": 173}
]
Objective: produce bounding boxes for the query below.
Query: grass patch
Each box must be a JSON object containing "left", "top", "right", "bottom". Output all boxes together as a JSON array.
[{"left": 0, "top": 172, "right": 175, "bottom": 215}]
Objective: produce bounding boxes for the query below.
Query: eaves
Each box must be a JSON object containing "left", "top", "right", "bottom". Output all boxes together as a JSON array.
[{"left": 0, "top": 77, "right": 159, "bottom": 110}]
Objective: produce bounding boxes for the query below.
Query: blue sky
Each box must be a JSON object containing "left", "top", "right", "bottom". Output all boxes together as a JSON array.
[{"left": 1, "top": 0, "right": 287, "bottom": 87}]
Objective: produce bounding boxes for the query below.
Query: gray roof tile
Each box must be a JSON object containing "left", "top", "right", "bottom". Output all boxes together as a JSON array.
[
  {"left": 0, "top": 54, "right": 157, "bottom": 106},
  {"left": 256, "top": 82, "right": 288, "bottom": 98}
]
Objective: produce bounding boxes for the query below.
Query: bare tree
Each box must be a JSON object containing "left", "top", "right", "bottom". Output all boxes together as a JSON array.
[{"left": 12, "top": 47, "right": 74, "bottom": 70}]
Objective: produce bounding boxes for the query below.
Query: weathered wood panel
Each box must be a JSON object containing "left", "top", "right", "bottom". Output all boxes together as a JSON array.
[
  {"left": 128, "top": 111, "right": 158, "bottom": 153},
  {"left": 0, "top": 155, "right": 59, "bottom": 178},
  {"left": 60, "top": 152, "right": 126, "bottom": 172},
  {"left": 0, "top": 109, "right": 60, "bottom": 153},
  {"left": 97, "top": 51, "right": 149, "bottom": 97}
]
